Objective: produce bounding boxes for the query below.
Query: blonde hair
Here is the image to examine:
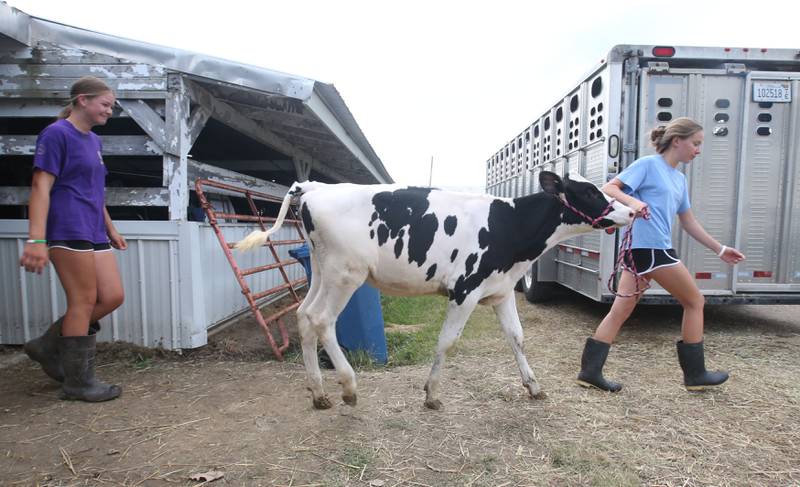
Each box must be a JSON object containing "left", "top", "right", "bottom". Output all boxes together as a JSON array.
[
  {"left": 649, "top": 117, "right": 703, "bottom": 154},
  {"left": 58, "top": 76, "right": 114, "bottom": 119}
]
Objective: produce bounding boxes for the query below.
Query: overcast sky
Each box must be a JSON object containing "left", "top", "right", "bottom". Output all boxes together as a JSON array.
[{"left": 8, "top": 0, "right": 798, "bottom": 190}]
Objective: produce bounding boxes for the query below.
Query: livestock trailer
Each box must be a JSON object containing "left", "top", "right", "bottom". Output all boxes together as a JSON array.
[{"left": 486, "top": 45, "right": 800, "bottom": 304}]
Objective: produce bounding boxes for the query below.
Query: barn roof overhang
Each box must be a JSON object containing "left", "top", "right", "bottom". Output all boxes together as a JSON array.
[{"left": 0, "top": 3, "right": 392, "bottom": 184}]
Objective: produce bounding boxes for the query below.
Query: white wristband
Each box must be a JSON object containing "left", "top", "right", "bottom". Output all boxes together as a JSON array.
[{"left": 717, "top": 245, "right": 727, "bottom": 257}]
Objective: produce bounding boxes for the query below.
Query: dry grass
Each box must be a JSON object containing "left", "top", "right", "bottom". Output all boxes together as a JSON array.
[{"left": 0, "top": 294, "right": 798, "bottom": 486}]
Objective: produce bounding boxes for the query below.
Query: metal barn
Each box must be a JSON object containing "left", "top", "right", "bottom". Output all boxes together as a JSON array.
[{"left": 0, "top": 4, "right": 392, "bottom": 349}]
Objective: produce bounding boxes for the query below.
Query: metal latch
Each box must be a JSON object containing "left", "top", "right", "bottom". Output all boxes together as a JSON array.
[
  {"left": 725, "top": 63, "right": 746, "bottom": 74},
  {"left": 647, "top": 62, "right": 670, "bottom": 73}
]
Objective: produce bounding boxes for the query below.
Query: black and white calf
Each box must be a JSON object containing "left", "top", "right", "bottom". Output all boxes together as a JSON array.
[{"left": 237, "top": 172, "right": 634, "bottom": 410}]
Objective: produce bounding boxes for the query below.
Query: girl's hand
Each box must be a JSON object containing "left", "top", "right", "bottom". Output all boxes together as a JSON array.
[
  {"left": 719, "top": 246, "right": 745, "bottom": 265},
  {"left": 108, "top": 230, "right": 128, "bottom": 250},
  {"left": 20, "top": 242, "right": 49, "bottom": 274},
  {"left": 629, "top": 200, "right": 650, "bottom": 219}
]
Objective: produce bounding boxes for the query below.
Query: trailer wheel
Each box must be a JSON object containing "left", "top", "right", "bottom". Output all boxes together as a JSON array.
[{"left": 520, "top": 262, "right": 556, "bottom": 303}]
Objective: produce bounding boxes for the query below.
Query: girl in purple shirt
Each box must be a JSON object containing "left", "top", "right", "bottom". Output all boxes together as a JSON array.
[{"left": 19, "top": 76, "right": 125, "bottom": 402}]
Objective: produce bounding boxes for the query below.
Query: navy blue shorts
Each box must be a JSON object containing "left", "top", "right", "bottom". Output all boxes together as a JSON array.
[
  {"left": 623, "top": 248, "right": 681, "bottom": 275},
  {"left": 48, "top": 240, "right": 112, "bottom": 252}
]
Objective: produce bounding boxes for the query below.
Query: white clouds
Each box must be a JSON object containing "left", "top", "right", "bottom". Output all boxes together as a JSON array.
[{"left": 9, "top": 0, "right": 796, "bottom": 187}]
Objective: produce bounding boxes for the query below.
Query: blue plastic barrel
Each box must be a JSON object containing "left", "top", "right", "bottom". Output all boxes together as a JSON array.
[{"left": 289, "top": 244, "right": 387, "bottom": 364}]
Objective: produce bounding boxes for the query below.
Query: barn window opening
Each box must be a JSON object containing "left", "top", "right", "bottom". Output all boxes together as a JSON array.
[
  {"left": 657, "top": 112, "right": 673, "bottom": 122},
  {"left": 756, "top": 126, "right": 772, "bottom": 136},
  {"left": 657, "top": 97, "right": 673, "bottom": 107},
  {"left": 758, "top": 113, "right": 772, "bottom": 122},
  {"left": 570, "top": 94, "right": 579, "bottom": 112}
]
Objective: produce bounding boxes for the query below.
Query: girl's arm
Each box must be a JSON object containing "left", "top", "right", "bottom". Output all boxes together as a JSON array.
[
  {"left": 678, "top": 209, "right": 745, "bottom": 264},
  {"left": 20, "top": 170, "right": 55, "bottom": 274},
  {"left": 601, "top": 178, "right": 649, "bottom": 216}
]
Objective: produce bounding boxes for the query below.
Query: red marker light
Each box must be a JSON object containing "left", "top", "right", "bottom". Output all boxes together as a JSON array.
[
  {"left": 652, "top": 46, "right": 676, "bottom": 57},
  {"left": 753, "top": 271, "right": 772, "bottom": 278},
  {"left": 695, "top": 272, "right": 712, "bottom": 280}
]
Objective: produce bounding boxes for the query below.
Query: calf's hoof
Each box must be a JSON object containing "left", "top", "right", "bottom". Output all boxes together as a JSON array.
[
  {"left": 424, "top": 399, "right": 443, "bottom": 410},
  {"left": 532, "top": 391, "right": 548, "bottom": 400},
  {"left": 313, "top": 395, "right": 333, "bottom": 410},
  {"left": 342, "top": 393, "right": 357, "bottom": 406}
]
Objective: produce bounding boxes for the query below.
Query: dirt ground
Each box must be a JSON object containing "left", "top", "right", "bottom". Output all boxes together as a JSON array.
[{"left": 1, "top": 293, "right": 799, "bottom": 487}]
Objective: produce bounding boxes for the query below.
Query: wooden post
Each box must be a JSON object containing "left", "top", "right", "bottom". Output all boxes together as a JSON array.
[{"left": 165, "top": 73, "right": 190, "bottom": 220}]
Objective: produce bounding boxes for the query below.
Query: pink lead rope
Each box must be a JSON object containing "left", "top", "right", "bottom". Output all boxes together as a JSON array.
[
  {"left": 560, "top": 196, "right": 651, "bottom": 298},
  {"left": 607, "top": 208, "right": 651, "bottom": 298}
]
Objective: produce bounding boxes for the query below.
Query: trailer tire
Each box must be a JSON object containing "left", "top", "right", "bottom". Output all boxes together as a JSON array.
[{"left": 520, "top": 262, "right": 556, "bottom": 303}]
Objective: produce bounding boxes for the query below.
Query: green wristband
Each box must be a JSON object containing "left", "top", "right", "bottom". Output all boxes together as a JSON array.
[{"left": 26, "top": 239, "right": 47, "bottom": 244}]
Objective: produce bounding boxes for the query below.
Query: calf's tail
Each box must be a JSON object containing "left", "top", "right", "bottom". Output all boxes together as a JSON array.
[{"left": 236, "top": 182, "right": 303, "bottom": 252}]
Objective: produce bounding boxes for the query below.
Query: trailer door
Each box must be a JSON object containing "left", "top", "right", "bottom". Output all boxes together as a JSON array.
[
  {"left": 638, "top": 69, "right": 744, "bottom": 295},
  {"left": 735, "top": 73, "right": 800, "bottom": 292}
]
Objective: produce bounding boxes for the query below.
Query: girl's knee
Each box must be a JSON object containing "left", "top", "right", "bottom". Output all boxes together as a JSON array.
[{"left": 99, "top": 290, "right": 124, "bottom": 312}]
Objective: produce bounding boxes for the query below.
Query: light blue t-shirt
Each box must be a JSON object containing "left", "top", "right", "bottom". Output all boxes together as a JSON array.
[{"left": 617, "top": 154, "right": 690, "bottom": 249}]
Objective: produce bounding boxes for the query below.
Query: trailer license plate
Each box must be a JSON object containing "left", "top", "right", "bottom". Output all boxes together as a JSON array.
[{"left": 753, "top": 81, "right": 791, "bottom": 102}]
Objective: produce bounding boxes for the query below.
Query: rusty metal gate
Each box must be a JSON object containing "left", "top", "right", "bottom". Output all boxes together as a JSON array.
[{"left": 194, "top": 179, "right": 306, "bottom": 360}]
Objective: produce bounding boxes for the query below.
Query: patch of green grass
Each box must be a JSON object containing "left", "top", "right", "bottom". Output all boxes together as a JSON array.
[
  {"left": 549, "top": 444, "right": 639, "bottom": 486},
  {"left": 382, "top": 294, "right": 498, "bottom": 367},
  {"left": 132, "top": 354, "right": 154, "bottom": 370},
  {"left": 341, "top": 445, "right": 375, "bottom": 469}
]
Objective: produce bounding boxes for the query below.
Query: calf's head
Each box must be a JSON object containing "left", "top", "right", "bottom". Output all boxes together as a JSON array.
[{"left": 540, "top": 171, "right": 633, "bottom": 232}]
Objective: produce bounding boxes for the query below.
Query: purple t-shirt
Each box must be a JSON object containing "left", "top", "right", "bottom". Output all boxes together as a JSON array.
[{"left": 33, "top": 119, "right": 108, "bottom": 243}]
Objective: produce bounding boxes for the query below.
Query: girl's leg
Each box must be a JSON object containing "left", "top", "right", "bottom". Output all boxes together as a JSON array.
[
  {"left": 593, "top": 270, "right": 649, "bottom": 344},
  {"left": 49, "top": 248, "right": 97, "bottom": 336},
  {"left": 647, "top": 263, "right": 704, "bottom": 343},
  {"left": 647, "top": 262, "right": 728, "bottom": 389},
  {"left": 578, "top": 270, "right": 649, "bottom": 392},
  {"left": 91, "top": 251, "right": 124, "bottom": 322}
]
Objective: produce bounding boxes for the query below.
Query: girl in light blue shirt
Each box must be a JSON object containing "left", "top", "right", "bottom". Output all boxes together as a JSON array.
[{"left": 577, "top": 117, "right": 745, "bottom": 393}]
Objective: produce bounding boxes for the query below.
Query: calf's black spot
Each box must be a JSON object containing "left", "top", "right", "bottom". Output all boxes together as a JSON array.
[
  {"left": 450, "top": 194, "right": 563, "bottom": 305},
  {"left": 450, "top": 249, "right": 458, "bottom": 262},
  {"left": 377, "top": 224, "right": 390, "bottom": 246},
  {"left": 444, "top": 216, "right": 458, "bottom": 236},
  {"left": 371, "top": 187, "right": 439, "bottom": 267},
  {"left": 426, "top": 264, "right": 437, "bottom": 281},
  {"left": 301, "top": 203, "right": 315, "bottom": 233}
]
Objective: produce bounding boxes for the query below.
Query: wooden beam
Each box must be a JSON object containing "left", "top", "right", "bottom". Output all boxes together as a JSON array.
[
  {"left": 187, "top": 105, "right": 211, "bottom": 148},
  {"left": 117, "top": 99, "right": 167, "bottom": 152},
  {"left": 0, "top": 135, "right": 163, "bottom": 156},
  {"left": 0, "top": 187, "right": 168, "bottom": 206},
  {"left": 184, "top": 79, "right": 350, "bottom": 183},
  {"left": 188, "top": 159, "right": 288, "bottom": 199},
  {"left": 0, "top": 90, "right": 167, "bottom": 99},
  {"left": 165, "top": 74, "right": 190, "bottom": 220},
  {"left": 0, "top": 77, "right": 167, "bottom": 94},
  {"left": 0, "top": 63, "right": 166, "bottom": 78},
  {"left": 0, "top": 98, "right": 130, "bottom": 118}
]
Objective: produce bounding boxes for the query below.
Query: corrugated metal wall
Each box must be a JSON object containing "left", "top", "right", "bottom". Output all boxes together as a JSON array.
[{"left": 0, "top": 219, "right": 304, "bottom": 349}]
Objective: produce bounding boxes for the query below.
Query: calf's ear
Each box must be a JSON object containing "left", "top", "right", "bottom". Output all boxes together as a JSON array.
[{"left": 539, "top": 171, "right": 564, "bottom": 195}]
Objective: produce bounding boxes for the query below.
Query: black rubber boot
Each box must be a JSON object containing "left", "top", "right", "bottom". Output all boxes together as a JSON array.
[
  {"left": 576, "top": 337, "right": 623, "bottom": 392},
  {"left": 59, "top": 334, "right": 121, "bottom": 402},
  {"left": 24, "top": 319, "right": 101, "bottom": 383},
  {"left": 676, "top": 340, "right": 729, "bottom": 391},
  {"left": 24, "top": 317, "right": 65, "bottom": 382}
]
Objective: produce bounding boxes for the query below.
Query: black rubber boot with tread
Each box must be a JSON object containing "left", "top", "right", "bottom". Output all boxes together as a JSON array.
[
  {"left": 676, "top": 340, "right": 729, "bottom": 391},
  {"left": 24, "top": 317, "right": 65, "bottom": 382},
  {"left": 59, "top": 334, "right": 121, "bottom": 402},
  {"left": 576, "top": 337, "right": 623, "bottom": 392},
  {"left": 24, "top": 319, "right": 101, "bottom": 383}
]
